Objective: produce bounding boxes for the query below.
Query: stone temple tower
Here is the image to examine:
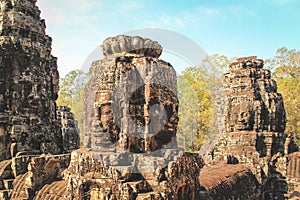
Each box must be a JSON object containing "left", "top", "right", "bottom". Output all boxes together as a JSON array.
[
  {"left": 212, "top": 56, "right": 290, "bottom": 199},
  {"left": 0, "top": 0, "right": 63, "bottom": 160}
]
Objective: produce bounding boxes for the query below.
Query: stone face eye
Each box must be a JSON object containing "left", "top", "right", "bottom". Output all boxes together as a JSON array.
[
  {"left": 100, "top": 105, "right": 111, "bottom": 113},
  {"left": 104, "top": 110, "right": 111, "bottom": 116}
]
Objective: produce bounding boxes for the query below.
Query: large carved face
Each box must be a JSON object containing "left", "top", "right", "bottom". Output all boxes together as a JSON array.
[
  {"left": 228, "top": 103, "right": 254, "bottom": 131},
  {"left": 94, "top": 57, "right": 178, "bottom": 153}
]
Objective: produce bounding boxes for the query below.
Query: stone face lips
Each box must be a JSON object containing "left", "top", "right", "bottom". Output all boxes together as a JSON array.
[
  {"left": 85, "top": 35, "right": 179, "bottom": 153},
  {"left": 0, "top": 0, "right": 63, "bottom": 160}
]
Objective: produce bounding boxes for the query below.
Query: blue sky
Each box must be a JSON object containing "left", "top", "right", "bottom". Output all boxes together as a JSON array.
[{"left": 37, "top": 0, "right": 300, "bottom": 77}]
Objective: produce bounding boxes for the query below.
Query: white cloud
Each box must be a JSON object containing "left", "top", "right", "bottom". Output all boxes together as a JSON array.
[
  {"left": 65, "top": 0, "right": 92, "bottom": 11},
  {"left": 37, "top": 0, "right": 102, "bottom": 26},
  {"left": 197, "top": 5, "right": 256, "bottom": 18},
  {"left": 144, "top": 5, "right": 257, "bottom": 31},
  {"left": 117, "top": 0, "right": 144, "bottom": 13},
  {"left": 227, "top": 6, "right": 257, "bottom": 17},
  {"left": 37, "top": 0, "right": 66, "bottom": 25},
  {"left": 145, "top": 15, "right": 192, "bottom": 30},
  {"left": 197, "top": 7, "right": 221, "bottom": 17}
]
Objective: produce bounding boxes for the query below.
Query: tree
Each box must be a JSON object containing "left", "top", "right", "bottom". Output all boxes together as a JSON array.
[
  {"left": 177, "top": 55, "right": 230, "bottom": 151},
  {"left": 57, "top": 70, "right": 88, "bottom": 142},
  {"left": 210, "top": 54, "right": 231, "bottom": 73},
  {"left": 177, "top": 67, "right": 211, "bottom": 151}
]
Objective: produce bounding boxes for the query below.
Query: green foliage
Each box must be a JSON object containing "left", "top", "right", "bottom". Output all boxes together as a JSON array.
[
  {"left": 177, "top": 49, "right": 300, "bottom": 150},
  {"left": 177, "top": 67, "right": 211, "bottom": 150},
  {"left": 177, "top": 55, "right": 230, "bottom": 151},
  {"left": 210, "top": 54, "right": 230, "bottom": 73},
  {"left": 57, "top": 70, "right": 88, "bottom": 140}
]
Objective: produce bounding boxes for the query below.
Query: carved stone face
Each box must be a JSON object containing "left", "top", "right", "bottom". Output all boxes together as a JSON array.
[
  {"left": 87, "top": 36, "right": 178, "bottom": 153},
  {"left": 99, "top": 104, "right": 113, "bottom": 131},
  {"left": 93, "top": 57, "right": 178, "bottom": 153},
  {"left": 112, "top": 81, "right": 179, "bottom": 152},
  {"left": 228, "top": 103, "right": 254, "bottom": 131}
]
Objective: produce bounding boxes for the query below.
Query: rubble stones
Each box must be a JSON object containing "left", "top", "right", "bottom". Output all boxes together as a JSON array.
[{"left": 200, "top": 164, "right": 261, "bottom": 199}]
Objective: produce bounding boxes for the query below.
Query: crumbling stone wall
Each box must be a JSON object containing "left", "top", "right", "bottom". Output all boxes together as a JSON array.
[
  {"left": 276, "top": 152, "right": 300, "bottom": 194},
  {"left": 10, "top": 154, "right": 70, "bottom": 199},
  {"left": 44, "top": 149, "right": 203, "bottom": 200},
  {"left": 0, "top": 153, "right": 70, "bottom": 199},
  {"left": 0, "top": 0, "right": 63, "bottom": 160}
]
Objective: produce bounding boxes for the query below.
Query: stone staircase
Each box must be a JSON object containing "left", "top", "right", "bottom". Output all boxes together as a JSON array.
[
  {"left": 0, "top": 160, "right": 14, "bottom": 199},
  {"left": 118, "top": 177, "right": 163, "bottom": 200},
  {"left": 10, "top": 173, "right": 31, "bottom": 200},
  {"left": 33, "top": 180, "right": 67, "bottom": 200},
  {"left": 0, "top": 158, "right": 37, "bottom": 200},
  {"left": 262, "top": 171, "right": 287, "bottom": 199},
  {"left": 0, "top": 154, "right": 71, "bottom": 200}
]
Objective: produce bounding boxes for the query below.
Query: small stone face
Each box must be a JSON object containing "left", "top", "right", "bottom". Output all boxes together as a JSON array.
[
  {"left": 99, "top": 104, "right": 113, "bottom": 131},
  {"left": 229, "top": 103, "right": 254, "bottom": 131}
]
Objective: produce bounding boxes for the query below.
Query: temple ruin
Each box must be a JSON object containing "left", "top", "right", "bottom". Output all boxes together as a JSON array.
[
  {"left": 0, "top": 0, "right": 79, "bottom": 199},
  {"left": 0, "top": 0, "right": 299, "bottom": 199},
  {"left": 0, "top": 0, "right": 63, "bottom": 159},
  {"left": 61, "top": 35, "right": 203, "bottom": 199}
]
